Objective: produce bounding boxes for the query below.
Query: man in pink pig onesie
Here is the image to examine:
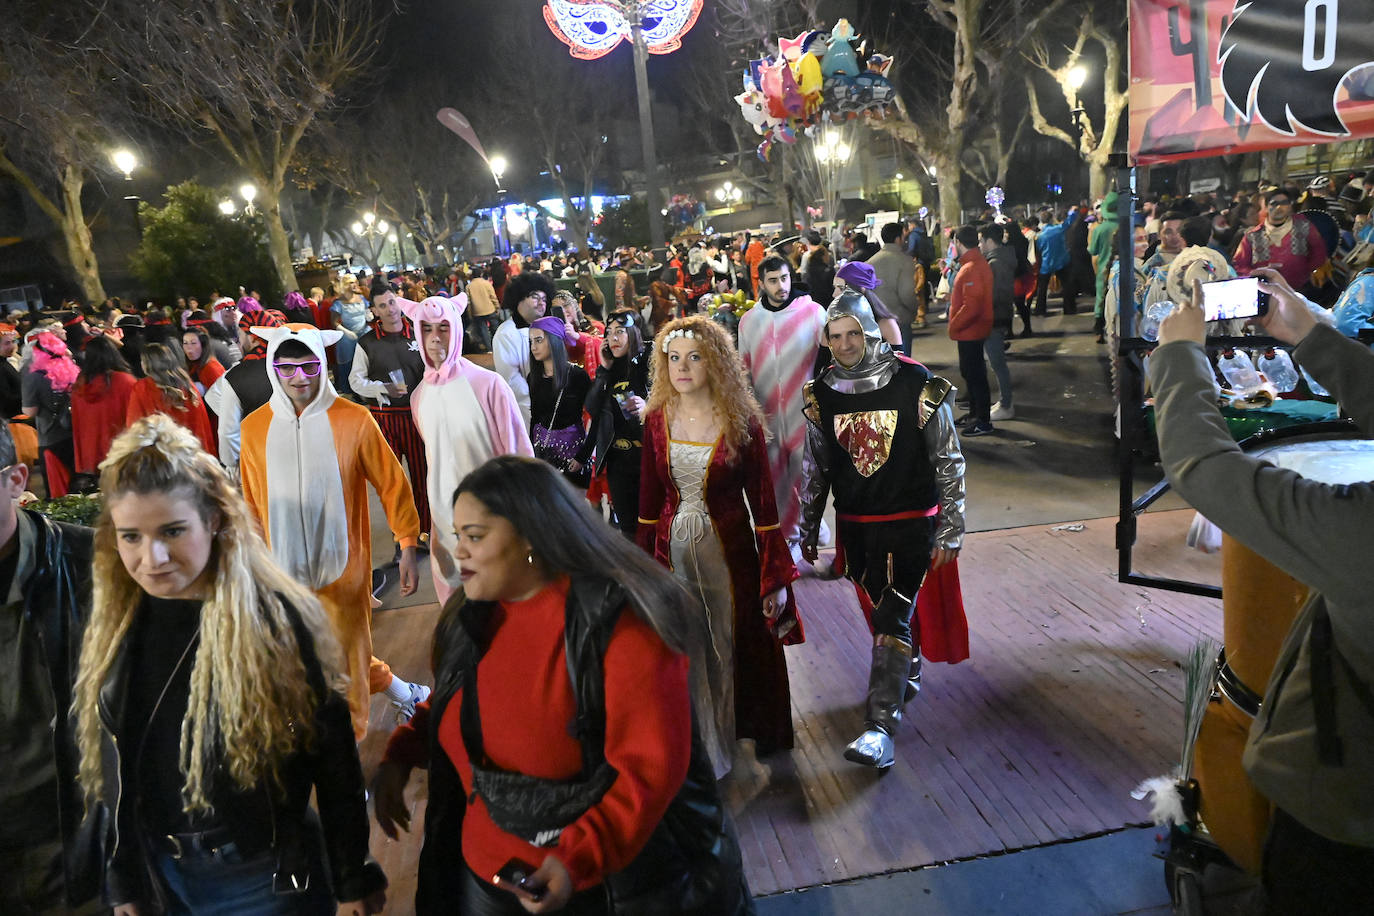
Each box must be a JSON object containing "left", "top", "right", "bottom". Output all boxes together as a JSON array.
[
  {"left": 737, "top": 255, "right": 828, "bottom": 562},
  {"left": 399, "top": 295, "right": 533, "bottom": 605}
]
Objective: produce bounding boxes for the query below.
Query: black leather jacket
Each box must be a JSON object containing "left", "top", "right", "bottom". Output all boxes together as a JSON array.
[
  {"left": 415, "top": 577, "right": 751, "bottom": 916},
  {"left": 580, "top": 349, "right": 651, "bottom": 474},
  {"left": 94, "top": 595, "right": 385, "bottom": 908},
  {"left": 21, "top": 510, "right": 101, "bottom": 908}
]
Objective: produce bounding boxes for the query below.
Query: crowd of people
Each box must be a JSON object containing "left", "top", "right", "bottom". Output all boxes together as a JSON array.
[{"left": 4, "top": 166, "right": 1373, "bottom": 914}]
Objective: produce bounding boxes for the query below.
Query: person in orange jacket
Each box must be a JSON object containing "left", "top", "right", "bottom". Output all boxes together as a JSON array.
[{"left": 947, "top": 224, "right": 995, "bottom": 436}]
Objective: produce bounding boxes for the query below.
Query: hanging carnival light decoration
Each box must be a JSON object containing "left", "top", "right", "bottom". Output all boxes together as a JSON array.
[{"left": 543, "top": 0, "right": 704, "bottom": 60}]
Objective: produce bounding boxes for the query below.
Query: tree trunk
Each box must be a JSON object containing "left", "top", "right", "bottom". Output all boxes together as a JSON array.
[
  {"left": 932, "top": 146, "right": 962, "bottom": 229},
  {"left": 258, "top": 181, "right": 298, "bottom": 294},
  {"left": 1088, "top": 155, "right": 1111, "bottom": 200},
  {"left": 58, "top": 164, "right": 106, "bottom": 304}
]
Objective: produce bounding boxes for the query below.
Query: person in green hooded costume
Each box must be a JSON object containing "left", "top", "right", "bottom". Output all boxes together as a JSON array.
[{"left": 1089, "top": 190, "right": 1122, "bottom": 343}]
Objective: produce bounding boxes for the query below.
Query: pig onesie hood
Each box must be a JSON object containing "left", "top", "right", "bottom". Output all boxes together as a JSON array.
[{"left": 399, "top": 295, "right": 534, "bottom": 603}]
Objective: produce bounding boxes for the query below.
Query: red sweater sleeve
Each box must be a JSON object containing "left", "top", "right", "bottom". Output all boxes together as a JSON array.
[
  {"left": 553, "top": 611, "right": 691, "bottom": 889},
  {"left": 381, "top": 700, "right": 431, "bottom": 770},
  {"left": 637, "top": 412, "right": 667, "bottom": 555}
]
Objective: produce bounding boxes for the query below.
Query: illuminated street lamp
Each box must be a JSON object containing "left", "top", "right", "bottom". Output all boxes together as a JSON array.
[
  {"left": 218, "top": 199, "right": 236, "bottom": 216},
  {"left": 714, "top": 180, "right": 743, "bottom": 205},
  {"left": 1067, "top": 65, "right": 1089, "bottom": 142},
  {"left": 110, "top": 149, "right": 142, "bottom": 232},
  {"left": 814, "top": 131, "right": 852, "bottom": 229},
  {"left": 489, "top": 154, "right": 508, "bottom": 191},
  {"left": 111, "top": 149, "right": 137, "bottom": 180},
  {"left": 240, "top": 183, "right": 258, "bottom": 216}
]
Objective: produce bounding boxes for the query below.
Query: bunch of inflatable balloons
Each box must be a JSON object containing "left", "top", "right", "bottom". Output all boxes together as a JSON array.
[{"left": 734, "top": 18, "right": 897, "bottom": 161}]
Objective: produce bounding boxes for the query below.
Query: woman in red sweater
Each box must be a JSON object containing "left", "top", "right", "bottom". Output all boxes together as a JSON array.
[
  {"left": 126, "top": 342, "right": 217, "bottom": 456},
  {"left": 181, "top": 325, "right": 226, "bottom": 397},
  {"left": 372, "top": 456, "right": 749, "bottom": 915},
  {"left": 70, "top": 335, "right": 138, "bottom": 481}
]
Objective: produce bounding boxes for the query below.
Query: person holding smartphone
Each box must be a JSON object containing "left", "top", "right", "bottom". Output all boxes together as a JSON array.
[
  {"left": 577, "top": 310, "right": 651, "bottom": 537},
  {"left": 1152, "top": 268, "right": 1374, "bottom": 910}
]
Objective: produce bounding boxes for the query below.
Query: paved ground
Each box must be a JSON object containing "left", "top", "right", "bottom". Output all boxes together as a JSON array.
[{"left": 362, "top": 304, "right": 1259, "bottom": 914}]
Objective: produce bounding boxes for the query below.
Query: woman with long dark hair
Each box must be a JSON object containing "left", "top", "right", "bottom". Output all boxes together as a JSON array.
[
  {"left": 73, "top": 416, "right": 386, "bottom": 916},
  {"left": 70, "top": 335, "right": 137, "bottom": 483},
  {"left": 372, "top": 456, "right": 749, "bottom": 916},
  {"left": 126, "top": 343, "right": 216, "bottom": 456},
  {"left": 492, "top": 271, "right": 556, "bottom": 425},
  {"left": 638, "top": 316, "right": 799, "bottom": 775},
  {"left": 180, "top": 326, "right": 226, "bottom": 398},
  {"left": 527, "top": 316, "right": 591, "bottom": 486},
  {"left": 580, "top": 310, "right": 650, "bottom": 538}
]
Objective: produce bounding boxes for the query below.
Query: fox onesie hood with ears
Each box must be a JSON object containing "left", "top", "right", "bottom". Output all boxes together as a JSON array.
[
  {"left": 239, "top": 322, "right": 421, "bottom": 737},
  {"left": 399, "top": 295, "right": 533, "bottom": 605}
]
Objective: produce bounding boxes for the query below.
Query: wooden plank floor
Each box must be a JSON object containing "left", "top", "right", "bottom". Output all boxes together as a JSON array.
[{"left": 359, "top": 509, "right": 1222, "bottom": 911}]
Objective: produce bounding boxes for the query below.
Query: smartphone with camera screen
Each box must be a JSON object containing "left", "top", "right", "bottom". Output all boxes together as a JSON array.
[{"left": 1201, "top": 276, "right": 1270, "bottom": 322}]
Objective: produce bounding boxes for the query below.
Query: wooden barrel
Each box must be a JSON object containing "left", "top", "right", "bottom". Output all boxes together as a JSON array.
[{"left": 1193, "top": 433, "right": 1374, "bottom": 873}]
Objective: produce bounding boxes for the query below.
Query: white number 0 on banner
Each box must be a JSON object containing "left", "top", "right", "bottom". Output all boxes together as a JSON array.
[{"left": 1303, "top": 0, "right": 1337, "bottom": 71}]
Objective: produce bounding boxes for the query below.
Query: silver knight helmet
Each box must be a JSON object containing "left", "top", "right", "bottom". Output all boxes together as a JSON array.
[{"left": 824, "top": 290, "right": 883, "bottom": 342}]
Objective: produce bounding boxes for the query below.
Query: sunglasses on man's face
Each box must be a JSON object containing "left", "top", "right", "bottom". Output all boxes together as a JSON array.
[{"left": 273, "top": 360, "right": 323, "bottom": 379}]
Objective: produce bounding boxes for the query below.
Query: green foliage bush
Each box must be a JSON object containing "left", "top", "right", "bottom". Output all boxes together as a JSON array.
[{"left": 131, "top": 181, "right": 281, "bottom": 304}]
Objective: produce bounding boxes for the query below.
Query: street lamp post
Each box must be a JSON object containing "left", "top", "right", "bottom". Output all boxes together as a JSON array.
[
  {"left": 351, "top": 211, "right": 390, "bottom": 270},
  {"left": 714, "top": 181, "right": 743, "bottom": 208},
  {"left": 1067, "top": 65, "right": 1088, "bottom": 147},
  {"left": 629, "top": 15, "right": 665, "bottom": 250},
  {"left": 542, "top": 0, "right": 705, "bottom": 251},
  {"left": 489, "top": 154, "right": 508, "bottom": 192},
  {"left": 110, "top": 149, "right": 141, "bottom": 233},
  {"left": 240, "top": 183, "right": 258, "bottom": 217},
  {"left": 895, "top": 172, "right": 905, "bottom": 216},
  {"left": 815, "top": 130, "right": 852, "bottom": 234}
]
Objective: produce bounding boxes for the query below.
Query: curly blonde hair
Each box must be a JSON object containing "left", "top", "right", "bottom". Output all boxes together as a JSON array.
[
  {"left": 73, "top": 416, "right": 343, "bottom": 813},
  {"left": 645, "top": 315, "right": 767, "bottom": 457}
]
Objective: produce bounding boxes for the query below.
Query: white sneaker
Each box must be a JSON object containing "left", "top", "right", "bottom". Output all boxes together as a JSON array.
[
  {"left": 818, "top": 518, "right": 833, "bottom": 548},
  {"left": 392, "top": 682, "right": 431, "bottom": 725},
  {"left": 990, "top": 402, "right": 1015, "bottom": 421}
]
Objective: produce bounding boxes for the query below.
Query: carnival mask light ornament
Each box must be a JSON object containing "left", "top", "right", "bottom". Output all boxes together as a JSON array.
[{"left": 543, "top": 0, "right": 704, "bottom": 60}]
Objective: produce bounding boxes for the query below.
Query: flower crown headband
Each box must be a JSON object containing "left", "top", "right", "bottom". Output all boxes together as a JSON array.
[{"left": 661, "top": 327, "right": 696, "bottom": 353}]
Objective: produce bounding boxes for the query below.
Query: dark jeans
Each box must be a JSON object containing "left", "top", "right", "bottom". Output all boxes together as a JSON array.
[
  {"left": 836, "top": 516, "right": 935, "bottom": 645},
  {"left": 1033, "top": 267, "right": 1078, "bottom": 315},
  {"left": 470, "top": 312, "right": 501, "bottom": 351},
  {"left": 153, "top": 843, "right": 331, "bottom": 916},
  {"left": 459, "top": 865, "right": 610, "bottom": 915},
  {"left": 604, "top": 447, "right": 642, "bottom": 539},
  {"left": 1262, "top": 808, "right": 1374, "bottom": 914},
  {"left": 956, "top": 339, "right": 991, "bottom": 423}
]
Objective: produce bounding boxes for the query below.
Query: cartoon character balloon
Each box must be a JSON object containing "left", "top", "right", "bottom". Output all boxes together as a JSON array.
[{"left": 822, "top": 19, "right": 861, "bottom": 78}]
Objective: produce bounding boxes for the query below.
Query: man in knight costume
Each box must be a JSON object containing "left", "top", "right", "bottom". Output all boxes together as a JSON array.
[{"left": 799, "top": 291, "right": 967, "bottom": 769}]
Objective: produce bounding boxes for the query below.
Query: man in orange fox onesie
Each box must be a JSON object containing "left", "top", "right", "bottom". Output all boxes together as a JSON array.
[{"left": 239, "top": 323, "right": 428, "bottom": 739}]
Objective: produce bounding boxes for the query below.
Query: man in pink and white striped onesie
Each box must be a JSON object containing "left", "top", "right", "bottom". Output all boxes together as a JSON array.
[{"left": 738, "top": 256, "right": 827, "bottom": 558}]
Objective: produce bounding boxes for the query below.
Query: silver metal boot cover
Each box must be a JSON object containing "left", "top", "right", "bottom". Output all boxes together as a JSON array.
[{"left": 844, "top": 636, "right": 913, "bottom": 769}]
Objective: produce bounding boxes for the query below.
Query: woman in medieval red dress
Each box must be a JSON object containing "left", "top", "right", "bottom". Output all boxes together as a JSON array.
[{"left": 638, "top": 315, "right": 800, "bottom": 777}]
